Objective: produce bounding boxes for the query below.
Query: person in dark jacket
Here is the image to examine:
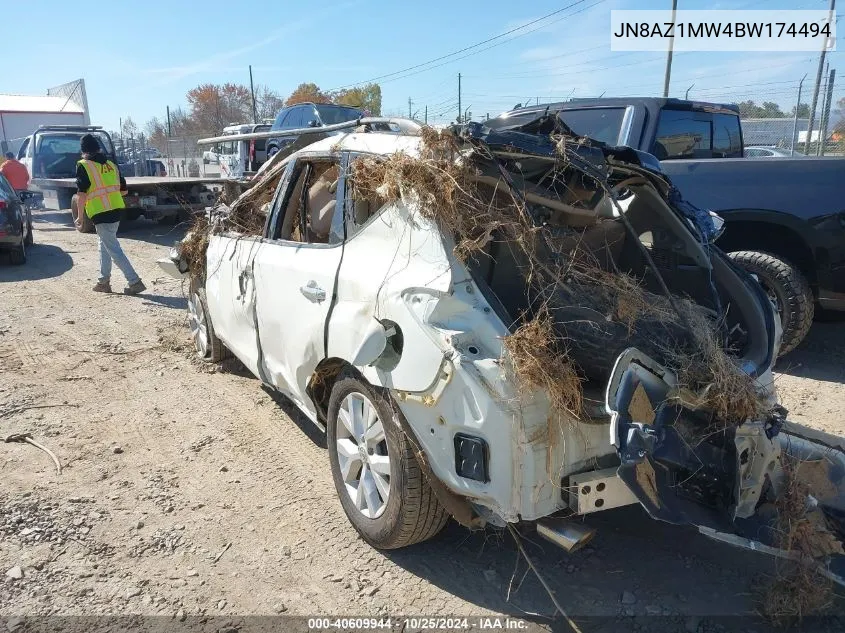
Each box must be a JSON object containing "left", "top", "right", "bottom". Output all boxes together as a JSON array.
[{"left": 76, "top": 134, "right": 145, "bottom": 294}]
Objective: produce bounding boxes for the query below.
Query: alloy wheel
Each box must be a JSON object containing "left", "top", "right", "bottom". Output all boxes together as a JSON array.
[
  {"left": 335, "top": 392, "right": 391, "bottom": 519},
  {"left": 187, "top": 292, "right": 209, "bottom": 358}
]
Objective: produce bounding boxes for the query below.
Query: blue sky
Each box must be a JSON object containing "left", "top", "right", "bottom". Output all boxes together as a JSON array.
[{"left": 2, "top": 0, "right": 841, "bottom": 132}]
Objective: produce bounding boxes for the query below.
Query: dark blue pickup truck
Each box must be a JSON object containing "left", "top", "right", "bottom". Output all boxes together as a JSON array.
[{"left": 490, "top": 98, "right": 845, "bottom": 355}]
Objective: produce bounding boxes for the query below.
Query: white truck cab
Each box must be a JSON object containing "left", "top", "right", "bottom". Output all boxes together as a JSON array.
[{"left": 213, "top": 123, "right": 270, "bottom": 179}]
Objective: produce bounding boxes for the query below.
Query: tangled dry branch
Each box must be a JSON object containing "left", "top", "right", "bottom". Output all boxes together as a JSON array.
[
  {"left": 760, "top": 455, "right": 840, "bottom": 624},
  {"left": 351, "top": 126, "right": 767, "bottom": 425}
]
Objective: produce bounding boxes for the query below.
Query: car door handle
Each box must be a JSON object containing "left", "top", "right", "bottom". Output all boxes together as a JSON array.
[{"left": 300, "top": 281, "right": 326, "bottom": 302}]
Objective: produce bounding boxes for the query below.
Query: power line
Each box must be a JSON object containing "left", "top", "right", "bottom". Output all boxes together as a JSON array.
[{"left": 328, "top": 0, "right": 603, "bottom": 90}]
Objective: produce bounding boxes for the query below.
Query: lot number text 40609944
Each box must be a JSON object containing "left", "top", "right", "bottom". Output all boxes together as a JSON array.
[{"left": 307, "top": 617, "right": 529, "bottom": 631}]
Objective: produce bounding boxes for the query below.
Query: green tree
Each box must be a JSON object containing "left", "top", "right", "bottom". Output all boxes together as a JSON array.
[
  {"left": 285, "top": 83, "right": 332, "bottom": 106},
  {"left": 186, "top": 83, "right": 252, "bottom": 134},
  {"left": 333, "top": 83, "right": 382, "bottom": 115},
  {"left": 790, "top": 103, "right": 811, "bottom": 118},
  {"left": 761, "top": 101, "right": 786, "bottom": 117}
]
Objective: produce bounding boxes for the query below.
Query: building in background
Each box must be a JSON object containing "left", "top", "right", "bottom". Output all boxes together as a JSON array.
[{"left": 0, "top": 79, "right": 90, "bottom": 155}]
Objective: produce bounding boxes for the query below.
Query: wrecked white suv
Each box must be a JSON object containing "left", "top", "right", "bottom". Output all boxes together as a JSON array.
[{"left": 162, "top": 116, "right": 845, "bottom": 581}]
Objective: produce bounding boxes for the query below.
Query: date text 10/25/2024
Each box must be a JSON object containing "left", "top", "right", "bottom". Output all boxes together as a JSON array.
[{"left": 307, "top": 617, "right": 530, "bottom": 631}]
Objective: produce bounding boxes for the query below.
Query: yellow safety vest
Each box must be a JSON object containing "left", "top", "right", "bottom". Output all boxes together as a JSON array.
[{"left": 78, "top": 159, "right": 125, "bottom": 217}]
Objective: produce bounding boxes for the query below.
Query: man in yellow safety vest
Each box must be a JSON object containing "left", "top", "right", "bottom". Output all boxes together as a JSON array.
[{"left": 76, "top": 134, "right": 145, "bottom": 294}]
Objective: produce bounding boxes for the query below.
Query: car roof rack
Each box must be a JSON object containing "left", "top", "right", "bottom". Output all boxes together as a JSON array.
[
  {"left": 36, "top": 125, "right": 104, "bottom": 132},
  {"left": 197, "top": 117, "right": 422, "bottom": 146}
]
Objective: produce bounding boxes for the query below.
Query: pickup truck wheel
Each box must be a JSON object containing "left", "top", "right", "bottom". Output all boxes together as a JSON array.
[
  {"left": 70, "top": 195, "right": 95, "bottom": 233},
  {"left": 327, "top": 376, "right": 449, "bottom": 549},
  {"left": 728, "top": 250, "right": 814, "bottom": 356},
  {"left": 9, "top": 239, "right": 26, "bottom": 265},
  {"left": 188, "top": 282, "right": 230, "bottom": 362}
]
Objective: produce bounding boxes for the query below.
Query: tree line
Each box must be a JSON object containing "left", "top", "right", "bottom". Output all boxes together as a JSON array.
[{"left": 115, "top": 81, "right": 382, "bottom": 153}]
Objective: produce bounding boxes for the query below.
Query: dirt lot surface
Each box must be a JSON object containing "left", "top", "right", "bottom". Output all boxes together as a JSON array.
[{"left": 1, "top": 209, "right": 844, "bottom": 632}]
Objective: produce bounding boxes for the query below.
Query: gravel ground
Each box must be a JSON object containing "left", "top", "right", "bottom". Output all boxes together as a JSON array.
[{"left": 1, "top": 209, "right": 844, "bottom": 632}]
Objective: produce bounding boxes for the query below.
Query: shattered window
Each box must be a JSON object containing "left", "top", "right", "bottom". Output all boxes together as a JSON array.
[
  {"left": 652, "top": 110, "right": 711, "bottom": 159},
  {"left": 279, "top": 161, "right": 341, "bottom": 245},
  {"left": 556, "top": 108, "right": 626, "bottom": 145}
]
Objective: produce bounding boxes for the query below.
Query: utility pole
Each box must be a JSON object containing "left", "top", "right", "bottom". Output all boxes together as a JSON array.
[
  {"left": 457, "top": 73, "right": 462, "bottom": 124},
  {"left": 166, "top": 106, "right": 172, "bottom": 137},
  {"left": 249, "top": 65, "right": 257, "bottom": 124},
  {"left": 425, "top": 106, "right": 428, "bottom": 124},
  {"left": 817, "top": 62, "right": 830, "bottom": 155},
  {"left": 804, "top": 0, "right": 835, "bottom": 154},
  {"left": 792, "top": 74, "right": 807, "bottom": 155},
  {"left": 408, "top": 97, "right": 412, "bottom": 118},
  {"left": 818, "top": 68, "right": 836, "bottom": 156},
  {"left": 662, "top": 0, "right": 678, "bottom": 98}
]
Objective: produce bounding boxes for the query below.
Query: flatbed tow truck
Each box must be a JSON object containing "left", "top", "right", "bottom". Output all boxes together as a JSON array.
[
  {"left": 21, "top": 125, "right": 224, "bottom": 232},
  {"left": 32, "top": 175, "right": 223, "bottom": 232}
]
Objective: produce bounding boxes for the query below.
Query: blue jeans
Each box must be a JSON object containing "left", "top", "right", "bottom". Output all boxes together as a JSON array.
[{"left": 94, "top": 222, "right": 140, "bottom": 285}]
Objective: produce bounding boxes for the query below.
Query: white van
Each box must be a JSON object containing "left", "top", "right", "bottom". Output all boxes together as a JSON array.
[{"left": 213, "top": 123, "right": 270, "bottom": 179}]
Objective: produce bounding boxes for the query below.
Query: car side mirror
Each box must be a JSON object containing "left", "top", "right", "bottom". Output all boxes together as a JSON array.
[{"left": 709, "top": 211, "right": 726, "bottom": 242}]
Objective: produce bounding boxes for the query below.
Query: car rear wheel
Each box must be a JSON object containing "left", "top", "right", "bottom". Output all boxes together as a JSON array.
[
  {"left": 188, "top": 280, "right": 230, "bottom": 362},
  {"left": 9, "top": 239, "right": 26, "bottom": 265},
  {"left": 327, "top": 375, "right": 449, "bottom": 549},
  {"left": 24, "top": 216, "right": 33, "bottom": 247},
  {"left": 70, "top": 195, "right": 95, "bottom": 233},
  {"left": 728, "top": 250, "right": 814, "bottom": 356}
]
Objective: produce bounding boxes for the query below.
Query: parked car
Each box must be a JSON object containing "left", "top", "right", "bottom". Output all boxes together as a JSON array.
[
  {"left": 158, "top": 122, "right": 845, "bottom": 578},
  {"left": 266, "top": 103, "right": 364, "bottom": 157},
  {"left": 0, "top": 173, "right": 33, "bottom": 264},
  {"left": 745, "top": 146, "right": 802, "bottom": 158},
  {"left": 489, "top": 98, "right": 845, "bottom": 355}
]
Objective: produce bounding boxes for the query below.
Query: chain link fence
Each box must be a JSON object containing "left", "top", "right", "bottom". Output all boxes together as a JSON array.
[{"left": 740, "top": 116, "right": 844, "bottom": 156}]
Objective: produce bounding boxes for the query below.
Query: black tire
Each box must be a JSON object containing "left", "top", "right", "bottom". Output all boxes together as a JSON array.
[
  {"left": 327, "top": 375, "right": 449, "bottom": 549},
  {"left": 9, "top": 240, "right": 26, "bottom": 265},
  {"left": 70, "top": 195, "right": 95, "bottom": 233},
  {"left": 188, "top": 279, "right": 230, "bottom": 363},
  {"left": 122, "top": 209, "right": 143, "bottom": 223},
  {"left": 24, "top": 214, "right": 33, "bottom": 247},
  {"left": 728, "top": 250, "right": 814, "bottom": 356}
]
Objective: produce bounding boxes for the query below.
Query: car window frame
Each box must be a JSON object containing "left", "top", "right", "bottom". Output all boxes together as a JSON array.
[
  {"left": 0, "top": 173, "right": 18, "bottom": 200},
  {"left": 343, "top": 151, "right": 392, "bottom": 242},
  {"left": 17, "top": 138, "right": 30, "bottom": 160},
  {"left": 264, "top": 151, "right": 346, "bottom": 248}
]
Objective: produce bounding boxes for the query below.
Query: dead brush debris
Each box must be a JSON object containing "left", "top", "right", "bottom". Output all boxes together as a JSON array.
[
  {"left": 502, "top": 307, "right": 582, "bottom": 419},
  {"left": 760, "top": 455, "right": 841, "bottom": 623},
  {"left": 351, "top": 126, "right": 766, "bottom": 424},
  {"left": 178, "top": 169, "right": 279, "bottom": 279}
]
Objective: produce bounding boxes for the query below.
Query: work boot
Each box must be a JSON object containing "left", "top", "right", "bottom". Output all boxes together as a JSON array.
[
  {"left": 93, "top": 281, "right": 112, "bottom": 293},
  {"left": 124, "top": 280, "right": 146, "bottom": 295}
]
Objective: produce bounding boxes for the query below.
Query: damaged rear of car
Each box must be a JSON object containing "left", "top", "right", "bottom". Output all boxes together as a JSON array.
[{"left": 165, "top": 113, "right": 845, "bottom": 590}]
